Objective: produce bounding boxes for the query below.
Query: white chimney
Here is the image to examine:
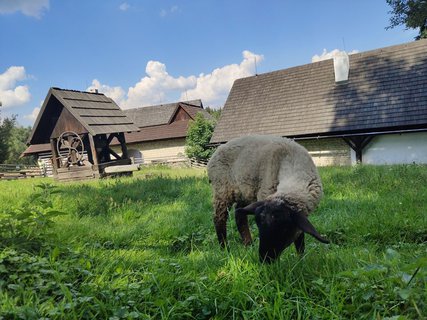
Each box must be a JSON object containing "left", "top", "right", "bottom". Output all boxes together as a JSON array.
[{"left": 333, "top": 52, "right": 349, "bottom": 83}]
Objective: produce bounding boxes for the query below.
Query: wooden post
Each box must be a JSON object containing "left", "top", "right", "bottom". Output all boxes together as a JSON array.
[
  {"left": 117, "top": 132, "right": 129, "bottom": 159},
  {"left": 88, "top": 134, "right": 99, "bottom": 167},
  {"left": 50, "top": 138, "right": 59, "bottom": 175},
  {"left": 98, "top": 134, "right": 109, "bottom": 162},
  {"left": 343, "top": 136, "right": 374, "bottom": 164}
]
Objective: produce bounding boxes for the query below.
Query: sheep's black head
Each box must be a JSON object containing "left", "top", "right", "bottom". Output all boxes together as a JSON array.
[{"left": 236, "top": 199, "right": 329, "bottom": 263}]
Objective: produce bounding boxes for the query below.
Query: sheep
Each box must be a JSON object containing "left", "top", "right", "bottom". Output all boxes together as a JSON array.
[{"left": 207, "top": 134, "right": 329, "bottom": 263}]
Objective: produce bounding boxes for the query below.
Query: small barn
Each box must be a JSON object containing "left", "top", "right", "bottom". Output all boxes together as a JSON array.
[
  {"left": 27, "top": 87, "right": 139, "bottom": 181},
  {"left": 211, "top": 40, "right": 427, "bottom": 165}
]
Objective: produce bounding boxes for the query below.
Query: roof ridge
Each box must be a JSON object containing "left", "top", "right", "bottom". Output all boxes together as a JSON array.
[
  {"left": 51, "top": 87, "right": 105, "bottom": 96},
  {"left": 236, "top": 39, "right": 426, "bottom": 83}
]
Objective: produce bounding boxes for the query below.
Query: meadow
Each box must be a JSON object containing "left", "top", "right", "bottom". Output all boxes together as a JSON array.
[{"left": 0, "top": 165, "right": 426, "bottom": 319}]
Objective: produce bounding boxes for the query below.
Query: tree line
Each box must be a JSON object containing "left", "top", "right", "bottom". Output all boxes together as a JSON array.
[{"left": 0, "top": 110, "right": 34, "bottom": 165}]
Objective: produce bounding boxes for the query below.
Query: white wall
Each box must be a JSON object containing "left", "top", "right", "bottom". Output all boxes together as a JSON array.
[
  {"left": 111, "top": 138, "right": 187, "bottom": 164},
  {"left": 358, "top": 132, "right": 427, "bottom": 165},
  {"left": 298, "top": 138, "right": 351, "bottom": 166}
]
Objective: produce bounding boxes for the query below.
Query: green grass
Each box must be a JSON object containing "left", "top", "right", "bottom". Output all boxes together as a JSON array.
[{"left": 0, "top": 165, "right": 426, "bottom": 319}]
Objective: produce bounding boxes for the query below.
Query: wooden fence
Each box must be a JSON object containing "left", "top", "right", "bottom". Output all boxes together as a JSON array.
[
  {"left": 0, "top": 164, "right": 44, "bottom": 180},
  {"left": 189, "top": 158, "right": 208, "bottom": 168}
]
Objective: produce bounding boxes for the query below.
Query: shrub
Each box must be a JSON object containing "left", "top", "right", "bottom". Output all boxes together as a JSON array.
[{"left": 185, "top": 113, "right": 217, "bottom": 161}]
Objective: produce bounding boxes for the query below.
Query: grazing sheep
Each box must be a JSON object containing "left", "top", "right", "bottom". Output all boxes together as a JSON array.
[{"left": 207, "top": 135, "right": 329, "bottom": 263}]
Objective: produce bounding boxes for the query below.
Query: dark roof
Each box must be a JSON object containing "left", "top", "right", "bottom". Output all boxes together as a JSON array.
[
  {"left": 124, "top": 121, "right": 191, "bottom": 143},
  {"left": 211, "top": 39, "right": 427, "bottom": 143},
  {"left": 21, "top": 143, "right": 50, "bottom": 156},
  {"left": 29, "top": 88, "right": 139, "bottom": 144},
  {"left": 121, "top": 100, "right": 212, "bottom": 143},
  {"left": 124, "top": 100, "right": 204, "bottom": 127}
]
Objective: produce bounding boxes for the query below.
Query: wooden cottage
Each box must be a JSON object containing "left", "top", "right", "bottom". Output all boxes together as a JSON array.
[
  {"left": 119, "top": 100, "right": 212, "bottom": 164},
  {"left": 27, "top": 87, "right": 139, "bottom": 181},
  {"left": 211, "top": 40, "right": 427, "bottom": 165}
]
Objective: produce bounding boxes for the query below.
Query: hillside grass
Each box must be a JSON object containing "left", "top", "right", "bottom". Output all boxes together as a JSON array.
[{"left": 0, "top": 165, "right": 426, "bottom": 319}]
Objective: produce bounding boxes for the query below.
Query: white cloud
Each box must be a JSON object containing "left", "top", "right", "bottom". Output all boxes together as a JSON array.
[
  {"left": 87, "top": 79, "right": 126, "bottom": 105},
  {"left": 160, "top": 5, "right": 179, "bottom": 17},
  {"left": 123, "top": 61, "right": 196, "bottom": 108},
  {"left": 182, "top": 50, "right": 263, "bottom": 107},
  {"left": 0, "top": 0, "right": 49, "bottom": 18},
  {"left": 119, "top": 2, "right": 130, "bottom": 11},
  {"left": 87, "top": 50, "right": 263, "bottom": 109},
  {"left": 24, "top": 106, "right": 41, "bottom": 123},
  {"left": 160, "top": 9, "right": 167, "bottom": 17},
  {"left": 0, "top": 66, "right": 31, "bottom": 108},
  {"left": 312, "top": 48, "right": 359, "bottom": 63}
]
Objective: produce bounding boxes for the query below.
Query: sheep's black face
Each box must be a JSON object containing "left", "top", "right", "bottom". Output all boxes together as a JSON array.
[
  {"left": 254, "top": 202, "right": 298, "bottom": 263},
  {"left": 235, "top": 199, "right": 329, "bottom": 264}
]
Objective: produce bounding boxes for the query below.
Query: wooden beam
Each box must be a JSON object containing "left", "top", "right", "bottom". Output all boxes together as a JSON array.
[
  {"left": 88, "top": 134, "right": 99, "bottom": 167},
  {"left": 108, "top": 147, "right": 122, "bottom": 160},
  {"left": 342, "top": 135, "right": 375, "bottom": 163},
  {"left": 100, "top": 134, "right": 111, "bottom": 162},
  {"left": 50, "top": 138, "right": 60, "bottom": 174},
  {"left": 117, "top": 132, "right": 129, "bottom": 159},
  {"left": 106, "top": 133, "right": 117, "bottom": 145}
]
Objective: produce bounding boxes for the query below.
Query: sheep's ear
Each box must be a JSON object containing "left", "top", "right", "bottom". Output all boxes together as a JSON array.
[
  {"left": 291, "top": 213, "right": 329, "bottom": 244},
  {"left": 235, "top": 201, "right": 265, "bottom": 215}
]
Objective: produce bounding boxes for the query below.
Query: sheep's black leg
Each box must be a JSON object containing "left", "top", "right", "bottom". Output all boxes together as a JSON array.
[
  {"left": 213, "top": 201, "right": 229, "bottom": 248},
  {"left": 294, "top": 232, "right": 305, "bottom": 254},
  {"left": 235, "top": 204, "right": 253, "bottom": 246}
]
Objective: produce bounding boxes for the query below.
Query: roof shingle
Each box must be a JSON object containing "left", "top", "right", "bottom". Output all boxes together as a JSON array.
[
  {"left": 211, "top": 40, "right": 427, "bottom": 143},
  {"left": 29, "top": 88, "right": 139, "bottom": 144}
]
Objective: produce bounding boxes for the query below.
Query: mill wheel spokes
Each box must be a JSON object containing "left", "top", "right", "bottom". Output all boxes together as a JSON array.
[{"left": 57, "top": 131, "right": 85, "bottom": 166}]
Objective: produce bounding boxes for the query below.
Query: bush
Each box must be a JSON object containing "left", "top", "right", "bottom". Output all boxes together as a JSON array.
[{"left": 185, "top": 113, "right": 216, "bottom": 161}]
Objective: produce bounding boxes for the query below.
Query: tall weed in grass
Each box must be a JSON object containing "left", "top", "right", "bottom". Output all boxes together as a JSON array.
[{"left": 0, "top": 165, "right": 426, "bottom": 319}]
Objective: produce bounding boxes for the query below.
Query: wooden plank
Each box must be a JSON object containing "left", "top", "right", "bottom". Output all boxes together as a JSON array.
[
  {"left": 96, "top": 158, "right": 132, "bottom": 171},
  {"left": 104, "top": 164, "right": 140, "bottom": 174},
  {"left": 56, "top": 170, "right": 95, "bottom": 181},
  {"left": 57, "top": 166, "right": 93, "bottom": 173},
  {"left": 81, "top": 116, "right": 131, "bottom": 126}
]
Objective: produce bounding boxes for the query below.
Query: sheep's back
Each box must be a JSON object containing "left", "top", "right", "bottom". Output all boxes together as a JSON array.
[{"left": 208, "top": 135, "right": 294, "bottom": 202}]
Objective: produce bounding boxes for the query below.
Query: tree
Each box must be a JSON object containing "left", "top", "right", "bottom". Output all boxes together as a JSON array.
[
  {"left": 386, "top": 0, "right": 427, "bottom": 39},
  {"left": 0, "top": 104, "right": 33, "bottom": 164},
  {"left": 185, "top": 112, "right": 217, "bottom": 161},
  {"left": 0, "top": 111, "right": 16, "bottom": 164},
  {"left": 6, "top": 125, "right": 34, "bottom": 164},
  {"left": 205, "top": 106, "right": 222, "bottom": 121}
]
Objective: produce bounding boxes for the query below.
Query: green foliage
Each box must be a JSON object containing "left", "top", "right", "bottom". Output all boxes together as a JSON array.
[
  {"left": 0, "top": 183, "right": 65, "bottom": 250},
  {"left": 0, "top": 110, "right": 33, "bottom": 164},
  {"left": 6, "top": 125, "right": 34, "bottom": 164},
  {"left": 0, "top": 115, "right": 16, "bottom": 164},
  {"left": 204, "top": 106, "right": 222, "bottom": 121},
  {"left": 0, "top": 165, "right": 426, "bottom": 319},
  {"left": 386, "top": 0, "right": 427, "bottom": 39},
  {"left": 185, "top": 112, "right": 217, "bottom": 161}
]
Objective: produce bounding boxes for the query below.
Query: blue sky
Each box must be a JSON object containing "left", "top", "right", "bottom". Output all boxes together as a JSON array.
[{"left": 0, "top": 0, "right": 418, "bottom": 126}]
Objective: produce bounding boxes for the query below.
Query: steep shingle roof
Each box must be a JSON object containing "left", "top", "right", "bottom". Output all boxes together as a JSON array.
[
  {"left": 52, "top": 88, "right": 138, "bottom": 134},
  {"left": 29, "top": 88, "right": 139, "bottom": 144},
  {"left": 211, "top": 40, "right": 427, "bottom": 143}
]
